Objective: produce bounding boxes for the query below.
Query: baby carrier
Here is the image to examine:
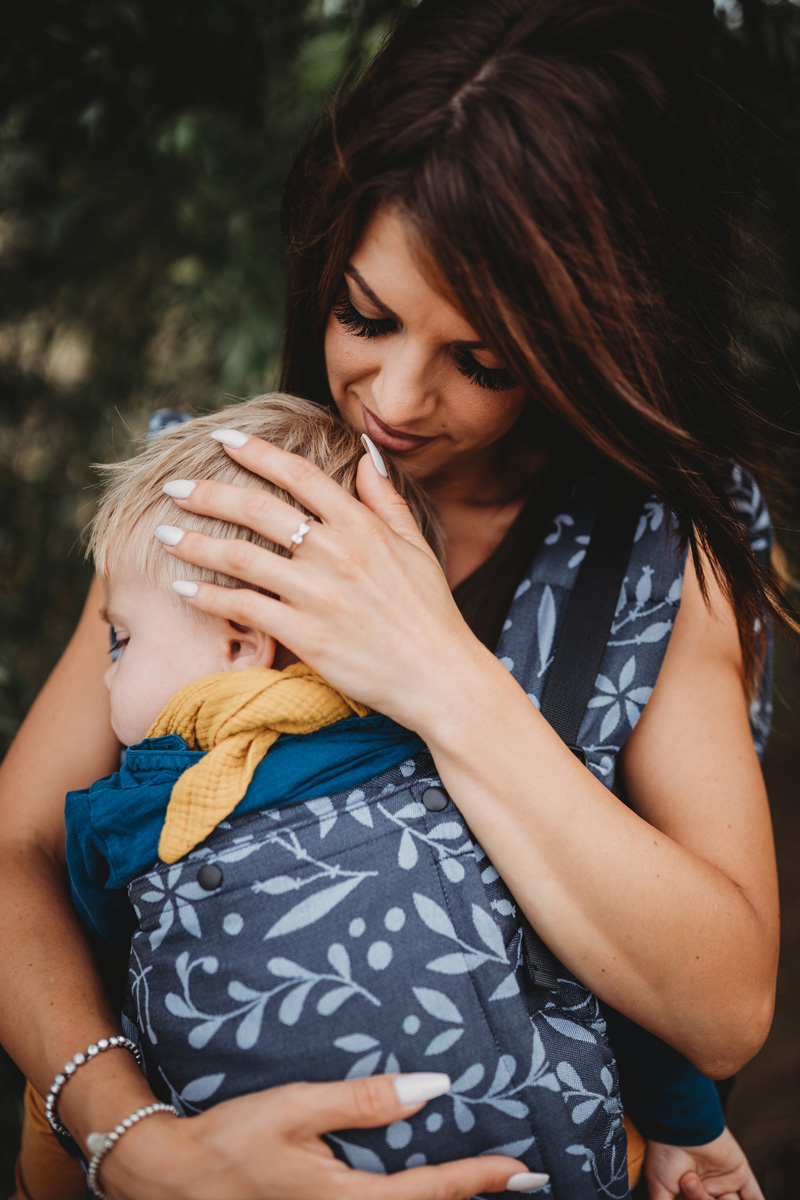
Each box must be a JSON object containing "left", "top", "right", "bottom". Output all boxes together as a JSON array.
[{"left": 120, "top": 469, "right": 769, "bottom": 1200}]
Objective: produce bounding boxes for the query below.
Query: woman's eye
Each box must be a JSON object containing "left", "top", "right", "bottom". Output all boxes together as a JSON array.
[
  {"left": 332, "top": 295, "right": 397, "bottom": 339},
  {"left": 453, "top": 346, "right": 516, "bottom": 392},
  {"left": 108, "top": 627, "right": 129, "bottom": 661},
  {"left": 332, "top": 291, "right": 514, "bottom": 390}
]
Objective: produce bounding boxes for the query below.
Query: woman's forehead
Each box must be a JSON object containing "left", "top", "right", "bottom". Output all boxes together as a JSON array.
[{"left": 349, "top": 207, "right": 482, "bottom": 344}]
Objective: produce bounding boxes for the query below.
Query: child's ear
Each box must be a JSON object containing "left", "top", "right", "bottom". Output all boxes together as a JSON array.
[{"left": 225, "top": 620, "right": 276, "bottom": 670}]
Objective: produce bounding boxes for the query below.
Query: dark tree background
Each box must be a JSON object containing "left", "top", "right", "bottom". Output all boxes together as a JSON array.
[{"left": 0, "top": 1, "right": 798, "bottom": 1194}]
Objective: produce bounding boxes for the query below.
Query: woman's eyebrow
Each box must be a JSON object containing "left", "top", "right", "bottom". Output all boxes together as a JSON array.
[
  {"left": 344, "top": 265, "right": 400, "bottom": 321},
  {"left": 344, "top": 265, "right": 488, "bottom": 350}
]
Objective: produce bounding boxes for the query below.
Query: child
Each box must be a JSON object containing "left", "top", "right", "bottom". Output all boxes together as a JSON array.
[{"left": 21, "top": 394, "right": 757, "bottom": 1200}]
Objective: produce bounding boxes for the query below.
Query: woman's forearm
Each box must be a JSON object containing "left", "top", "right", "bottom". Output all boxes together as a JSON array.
[
  {"left": 0, "top": 576, "right": 158, "bottom": 1131},
  {"left": 415, "top": 626, "right": 777, "bottom": 1077},
  {"left": 0, "top": 842, "right": 159, "bottom": 1130}
]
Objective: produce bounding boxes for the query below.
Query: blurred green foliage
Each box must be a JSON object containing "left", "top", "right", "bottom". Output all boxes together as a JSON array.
[
  {"left": 0, "top": 0, "right": 414, "bottom": 749},
  {"left": 0, "top": 0, "right": 799, "bottom": 1188}
]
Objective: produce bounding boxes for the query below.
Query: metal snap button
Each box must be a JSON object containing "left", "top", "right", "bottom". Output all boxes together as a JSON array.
[
  {"left": 422, "top": 786, "right": 449, "bottom": 812},
  {"left": 197, "top": 863, "right": 223, "bottom": 891}
]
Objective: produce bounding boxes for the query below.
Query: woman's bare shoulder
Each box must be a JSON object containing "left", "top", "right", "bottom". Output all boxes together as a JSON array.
[{"left": 619, "top": 548, "right": 776, "bottom": 908}]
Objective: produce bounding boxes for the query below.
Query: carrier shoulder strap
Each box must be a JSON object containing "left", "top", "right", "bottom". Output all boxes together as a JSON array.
[
  {"left": 539, "top": 476, "right": 645, "bottom": 755},
  {"left": 521, "top": 476, "right": 645, "bottom": 990}
]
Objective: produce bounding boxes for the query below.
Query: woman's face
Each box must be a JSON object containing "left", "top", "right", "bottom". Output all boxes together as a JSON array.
[{"left": 324, "top": 207, "right": 530, "bottom": 488}]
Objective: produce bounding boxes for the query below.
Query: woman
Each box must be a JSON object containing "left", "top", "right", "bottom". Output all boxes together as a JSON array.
[{"left": 0, "top": 1, "right": 783, "bottom": 1198}]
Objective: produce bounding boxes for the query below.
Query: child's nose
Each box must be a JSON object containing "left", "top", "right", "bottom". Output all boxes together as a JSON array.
[{"left": 102, "top": 663, "right": 115, "bottom": 690}]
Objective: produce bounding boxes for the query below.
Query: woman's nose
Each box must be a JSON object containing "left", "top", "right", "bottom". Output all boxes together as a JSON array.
[{"left": 369, "top": 344, "right": 437, "bottom": 429}]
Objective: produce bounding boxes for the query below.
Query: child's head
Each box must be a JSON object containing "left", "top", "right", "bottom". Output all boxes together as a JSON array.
[{"left": 89, "top": 393, "right": 440, "bottom": 746}]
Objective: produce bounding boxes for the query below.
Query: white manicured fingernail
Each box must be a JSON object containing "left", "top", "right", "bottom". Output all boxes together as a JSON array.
[
  {"left": 393, "top": 1073, "right": 450, "bottom": 1107},
  {"left": 155, "top": 525, "right": 185, "bottom": 546},
  {"left": 211, "top": 428, "right": 250, "bottom": 449},
  {"left": 163, "top": 480, "right": 196, "bottom": 499},
  {"left": 506, "top": 1173, "right": 550, "bottom": 1192},
  {"left": 172, "top": 580, "right": 199, "bottom": 598},
  {"left": 361, "top": 434, "right": 388, "bottom": 478}
]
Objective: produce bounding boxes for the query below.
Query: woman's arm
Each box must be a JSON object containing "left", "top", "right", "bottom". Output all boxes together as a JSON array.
[
  {"left": 418, "top": 549, "right": 778, "bottom": 1077},
  {"left": 0, "top": 577, "right": 532, "bottom": 1199},
  {"left": 157, "top": 436, "right": 778, "bottom": 1075},
  {"left": 0, "top": 577, "right": 172, "bottom": 1151},
  {"left": 0, "top": 576, "right": 126, "bottom": 1099}
]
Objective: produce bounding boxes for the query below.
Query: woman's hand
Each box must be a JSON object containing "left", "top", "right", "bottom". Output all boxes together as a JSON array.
[
  {"left": 158, "top": 432, "right": 481, "bottom": 734},
  {"left": 100, "top": 1073, "right": 543, "bottom": 1200}
]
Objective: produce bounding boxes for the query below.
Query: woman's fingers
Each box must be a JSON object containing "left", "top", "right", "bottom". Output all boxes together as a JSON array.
[
  {"left": 163, "top": 477, "right": 324, "bottom": 552},
  {"left": 210, "top": 431, "right": 366, "bottom": 524},
  {"left": 279, "top": 1076, "right": 546, "bottom": 1196},
  {"left": 108, "top": 1074, "right": 545, "bottom": 1200},
  {"left": 285, "top": 1073, "right": 450, "bottom": 1136},
  {"left": 159, "top": 527, "right": 298, "bottom": 597},
  {"left": 157, "top": 433, "right": 438, "bottom": 592},
  {"left": 354, "top": 449, "right": 439, "bottom": 560},
  {"left": 365, "top": 1161, "right": 550, "bottom": 1199},
  {"left": 200, "top": 430, "right": 438, "bottom": 556},
  {"left": 168, "top": 578, "right": 301, "bottom": 644},
  {"left": 159, "top": 428, "right": 467, "bottom": 724}
]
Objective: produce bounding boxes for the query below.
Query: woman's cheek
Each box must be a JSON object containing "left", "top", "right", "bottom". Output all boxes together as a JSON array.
[
  {"left": 323, "top": 319, "right": 348, "bottom": 395},
  {"left": 325, "top": 318, "right": 377, "bottom": 382}
]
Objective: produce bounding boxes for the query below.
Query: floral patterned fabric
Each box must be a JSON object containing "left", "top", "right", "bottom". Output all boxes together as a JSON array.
[{"left": 120, "top": 469, "right": 772, "bottom": 1200}]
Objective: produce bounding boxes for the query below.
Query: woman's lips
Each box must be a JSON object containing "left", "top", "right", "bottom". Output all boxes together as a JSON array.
[{"left": 362, "top": 406, "right": 436, "bottom": 454}]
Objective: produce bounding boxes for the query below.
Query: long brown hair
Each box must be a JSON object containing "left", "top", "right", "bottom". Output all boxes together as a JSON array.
[{"left": 280, "top": 0, "right": 792, "bottom": 680}]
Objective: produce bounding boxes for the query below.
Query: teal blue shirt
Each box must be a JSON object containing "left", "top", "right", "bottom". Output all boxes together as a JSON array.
[{"left": 65, "top": 715, "right": 423, "bottom": 962}]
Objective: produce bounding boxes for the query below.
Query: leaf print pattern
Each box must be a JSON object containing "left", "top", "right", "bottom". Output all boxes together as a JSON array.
[
  {"left": 263, "top": 875, "right": 367, "bottom": 939},
  {"left": 545, "top": 512, "right": 575, "bottom": 546},
  {"left": 410, "top": 892, "right": 519, "bottom": 1000},
  {"left": 121, "top": 464, "right": 771, "bottom": 1200},
  {"left": 728, "top": 464, "right": 773, "bottom": 755},
  {"left": 634, "top": 499, "right": 663, "bottom": 543},
  {"left": 138, "top": 865, "right": 209, "bottom": 950},
  {"left": 495, "top": 467, "right": 772, "bottom": 785},
  {"left": 586, "top": 656, "right": 653, "bottom": 743},
  {"left": 160, "top": 939, "right": 382, "bottom": 1053},
  {"left": 125, "top": 766, "right": 616, "bottom": 1199},
  {"left": 377, "top": 800, "right": 473, "bottom": 880},
  {"left": 537, "top": 586, "right": 556, "bottom": 676}
]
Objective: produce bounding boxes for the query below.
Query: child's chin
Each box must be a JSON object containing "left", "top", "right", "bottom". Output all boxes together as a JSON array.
[{"left": 112, "top": 718, "right": 148, "bottom": 747}]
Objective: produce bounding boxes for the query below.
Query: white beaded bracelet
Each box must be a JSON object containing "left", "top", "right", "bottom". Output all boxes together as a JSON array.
[
  {"left": 87, "top": 1103, "right": 178, "bottom": 1200},
  {"left": 45, "top": 1036, "right": 143, "bottom": 1137}
]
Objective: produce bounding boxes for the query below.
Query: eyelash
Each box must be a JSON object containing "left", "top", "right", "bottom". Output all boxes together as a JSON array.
[
  {"left": 109, "top": 627, "right": 128, "bottom": 659},
  {"left": 451, "top": 346, "right": 516, "bottom": 393},
  {"left": 332, "top": 295, "right": 396, "bottom": 340},
  {"left": 332, "top": 294, "right": 516, "bottom": 392}
]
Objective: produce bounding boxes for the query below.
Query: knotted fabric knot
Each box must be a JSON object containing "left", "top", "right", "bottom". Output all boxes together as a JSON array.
[{"left": 149, "top": 662, "right": 369, "bottom": 863}]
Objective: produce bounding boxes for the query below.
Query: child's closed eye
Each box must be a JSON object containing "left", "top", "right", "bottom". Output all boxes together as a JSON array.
[{"left": 108, "top": 626, "right": 129, "bottom": 661}]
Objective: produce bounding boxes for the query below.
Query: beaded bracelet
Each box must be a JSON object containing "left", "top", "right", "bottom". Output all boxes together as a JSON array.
[
  {"left": 45, "top": 1036, "right": 143, "bottom": 1137},
  {"left": 87, "top": 1102, "right": 178, "bottom": 1200}
]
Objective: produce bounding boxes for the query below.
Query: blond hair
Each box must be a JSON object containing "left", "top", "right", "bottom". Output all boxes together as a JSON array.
[{"left": 89, "top": 393, "right": 442, "bottom": 588}]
